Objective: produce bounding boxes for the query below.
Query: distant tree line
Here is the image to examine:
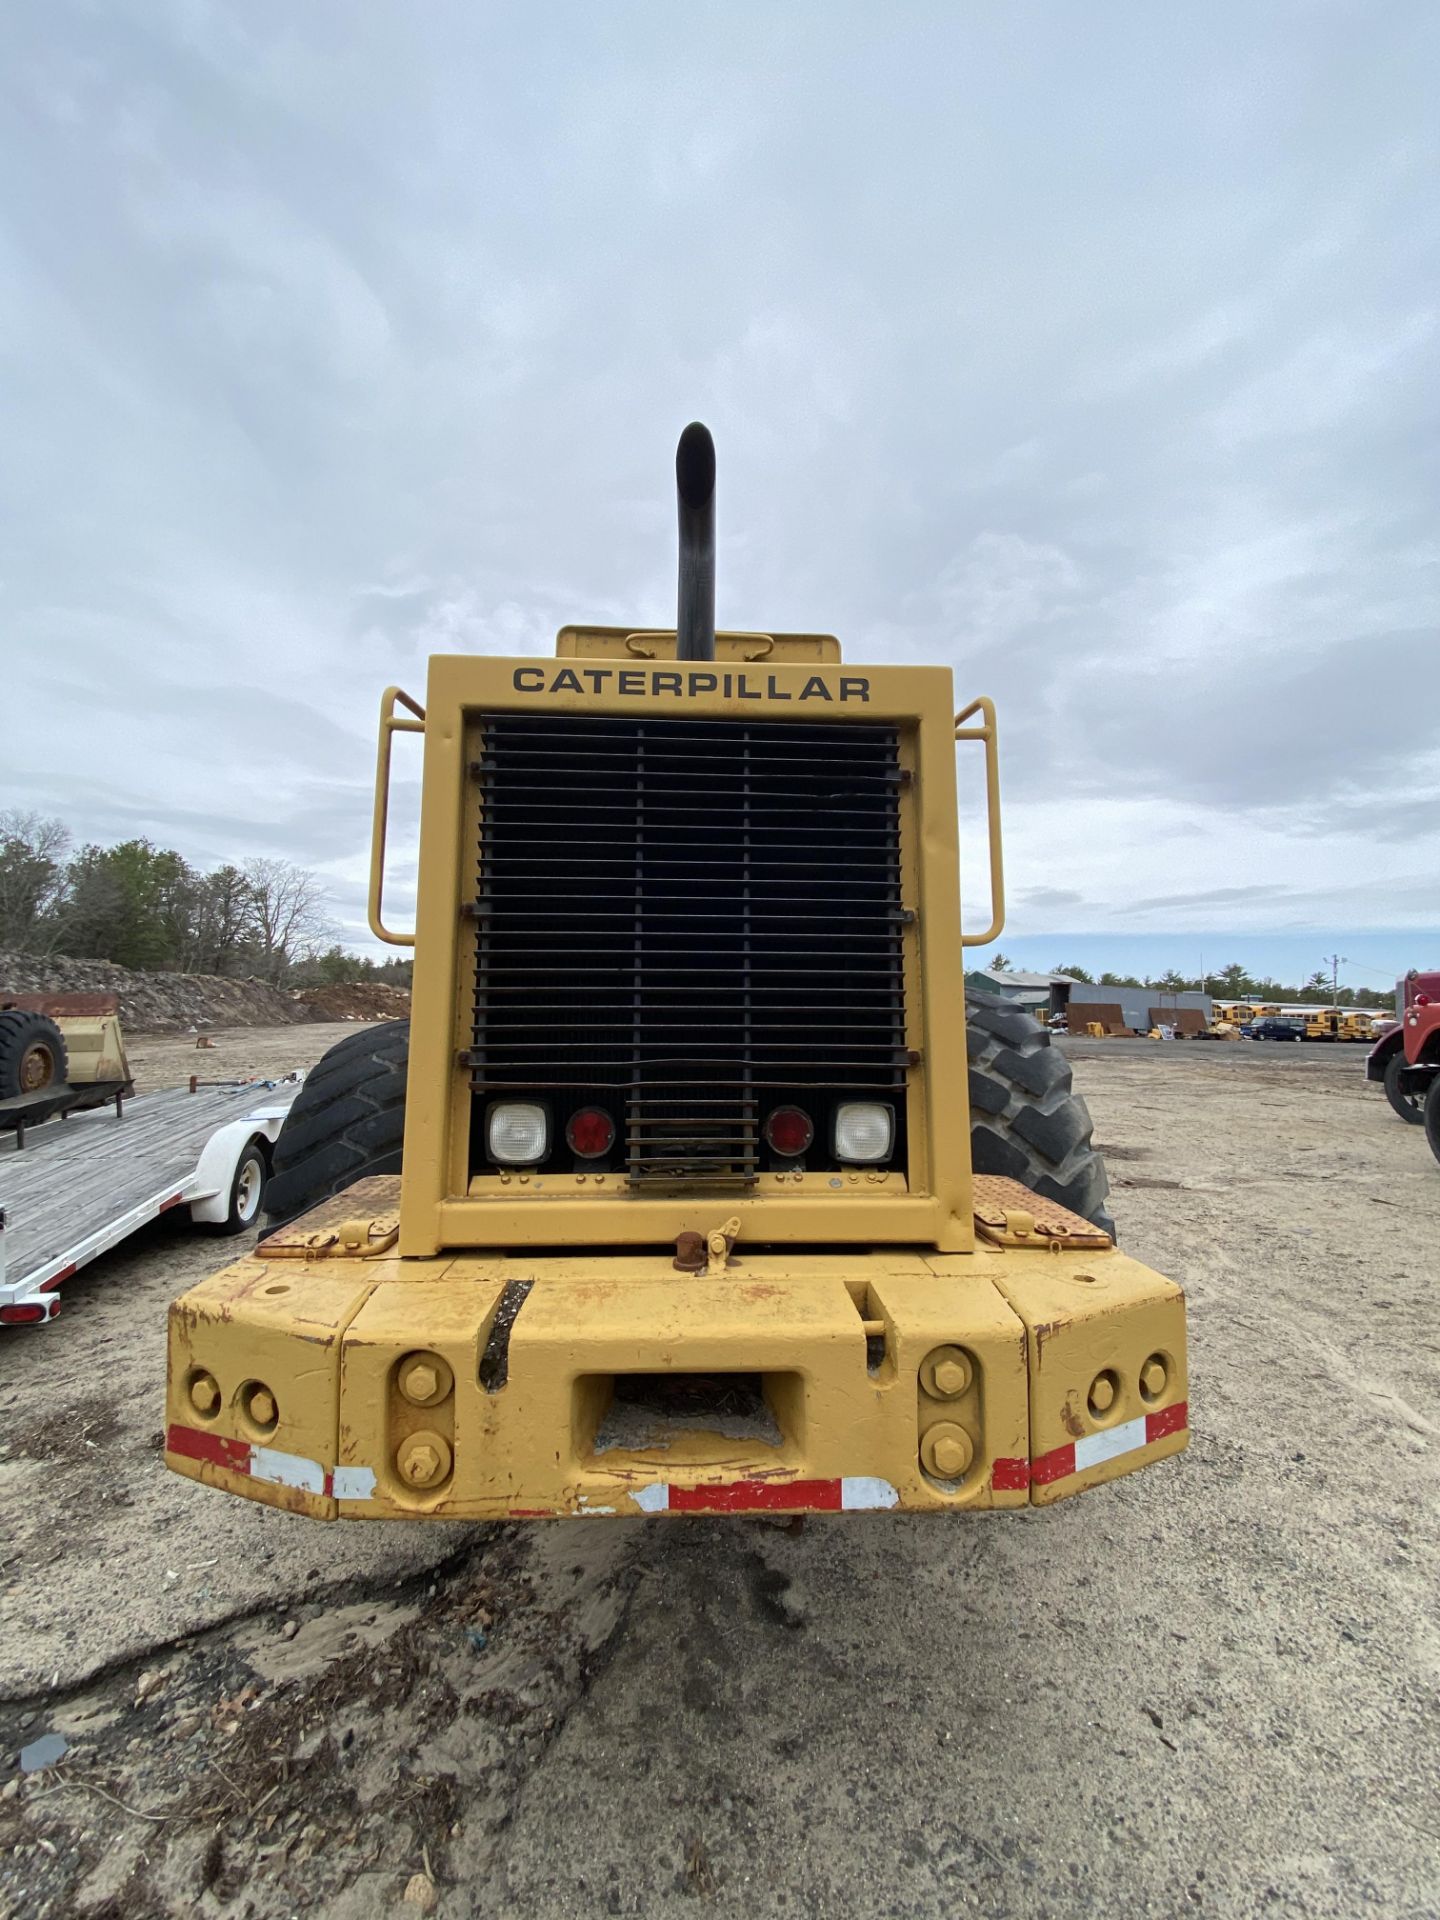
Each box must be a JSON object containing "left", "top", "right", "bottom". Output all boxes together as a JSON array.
[
  {"left": 0, "top": 810, "right": 411, "bottom": 989},
  {"left": 984, "top": 952, "right": 1390, "bottom": 1008}
]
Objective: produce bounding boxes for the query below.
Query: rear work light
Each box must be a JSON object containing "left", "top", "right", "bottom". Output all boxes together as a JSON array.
[
  {"left": 763, "top": 1106, "right": 814, "bottom": 1157},
  {"left": 487, "top": 1102, "right": 549, "bottom": 1166},
  {"left": 833, "top": 1101, "right": 894, "bottom": 1164},
  {"left": 566, "top": 1107, "right": 616, "bottom": 1159}
]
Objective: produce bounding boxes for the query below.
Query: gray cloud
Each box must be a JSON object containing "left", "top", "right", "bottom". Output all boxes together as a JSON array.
[
  {"left": 1130, "top": 885, "right": 1291, "bottom": 913},
  {"left": 1016, "top": 887, "right": 1087, "bottom": 911},
  {"left": 3, "top": 1, "right": 1438, "bottom": 952}
]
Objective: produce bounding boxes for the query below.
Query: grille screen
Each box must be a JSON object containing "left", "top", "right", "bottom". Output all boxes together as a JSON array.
[{"left": 468, "top": 712, "right": 907, "bottom": 1185}]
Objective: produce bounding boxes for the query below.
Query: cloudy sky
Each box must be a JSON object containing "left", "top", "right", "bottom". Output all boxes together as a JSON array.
[{"left": 4, "top": 2, "right": 1437, "bottom": 986}]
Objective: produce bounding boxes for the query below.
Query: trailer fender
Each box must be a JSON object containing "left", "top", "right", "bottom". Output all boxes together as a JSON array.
[{"left": 188, "top": 1119, "right": 279, "bottom": 1224}]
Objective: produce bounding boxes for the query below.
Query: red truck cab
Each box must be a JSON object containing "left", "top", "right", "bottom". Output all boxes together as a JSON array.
[{"left": 1367, "top": 968, "right": 1440, "bottom": 1127}]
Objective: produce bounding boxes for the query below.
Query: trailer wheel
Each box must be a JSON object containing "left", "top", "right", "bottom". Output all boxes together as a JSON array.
[
  {"left": 1383, "top": 1051, "right": 1426, "bottom": 1125},
  {"left": 965, "top": 991, "right": 1115, "bottom": 1237},
  {"left": 209, "top": 1140, "right": 269, "bottom": 1236},
  {"left": 0, "top": 1010, "right": 69, "bottom": 1099},
  {"left": 264, "top": 1021, "right": 409, "bottom": 1226}
]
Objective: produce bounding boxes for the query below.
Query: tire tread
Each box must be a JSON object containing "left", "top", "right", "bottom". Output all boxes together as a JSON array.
[
  {"left": 964, "top": 991, "right": 1114, "bottom": 1236},
  {"left": 264, "top": 1021, "right": 410, "bottom": 1225}
]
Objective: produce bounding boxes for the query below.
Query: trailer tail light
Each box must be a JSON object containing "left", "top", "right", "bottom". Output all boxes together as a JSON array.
[
  {"left": 763, "top": 1106, "right": 814, "bottom": 1157},
  {"left": 1, "top": 1305, "right": 47, "bottom": 1325},
  {"left": 566, "top": 1107, "right": 616, "bottom": 1159}
]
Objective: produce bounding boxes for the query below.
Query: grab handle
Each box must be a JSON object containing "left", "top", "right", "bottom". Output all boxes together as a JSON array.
[
  {"left": 368, "top": 686, "right": 425, "bottom": 947},
  {"left": 954, "top": 697, "right": 1006, "bottom": 948}
]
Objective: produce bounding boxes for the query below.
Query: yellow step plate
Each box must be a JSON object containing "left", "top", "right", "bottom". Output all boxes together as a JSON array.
[{"left": 972, "top": 1175, "right": 1114, "bottom": 1250}]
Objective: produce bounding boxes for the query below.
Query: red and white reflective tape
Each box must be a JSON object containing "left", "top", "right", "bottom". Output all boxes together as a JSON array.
[
  {"left": 991, "top": 1455, "right": 1032, "bottom": 1491},
  {"left": 1025, "top": 1400, "right": 1188, "bottom": 1489},
  {"left": 166, "top": 1422, "right": 357, "bottom": 1499},
  {"left": 169, "top": 1407, "right": 1187, "bottom": 1513},
  {"left": 621, "top": 1475, "right": 898, "bottom": 1516},
  {"left": 168, "top": 1429, "right": 897, "bottom": 1516}
]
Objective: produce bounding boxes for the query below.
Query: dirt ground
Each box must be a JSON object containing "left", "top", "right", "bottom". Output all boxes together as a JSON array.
[
  {"left": 119, "top": 1024, "right": 405, "bottom": 1097},
  {"left": 2, "top": 1029, "right": 1437, "bottom": 1919}
]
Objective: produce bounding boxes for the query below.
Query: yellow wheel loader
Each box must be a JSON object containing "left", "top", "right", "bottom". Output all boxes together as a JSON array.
[{"left": 166, "top": 427, "right": 1187, "bottom": 1521}]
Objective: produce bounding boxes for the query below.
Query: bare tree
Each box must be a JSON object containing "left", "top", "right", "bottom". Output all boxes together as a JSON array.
[
  {"left": 192, "top": 865, "right": 258, "bottom": 976},
  {"left": 0, "top": 811, "right": 72, "bottom": 951},
  {"left": 243, "top": 858, "right": 332, "bottom": 982}
]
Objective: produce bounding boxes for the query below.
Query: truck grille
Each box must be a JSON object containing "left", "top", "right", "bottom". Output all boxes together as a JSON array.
[{"left": 468, "top": 712, "right": 907, "bottom": 1186}]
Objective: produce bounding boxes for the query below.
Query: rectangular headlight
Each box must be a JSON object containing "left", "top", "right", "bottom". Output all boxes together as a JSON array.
[
  {"left": 833, "top": 1101, "right": 893, "bottom": 1164},
  {"left": 487, "top": 1101, "right": 549, "bottom": 1166}
]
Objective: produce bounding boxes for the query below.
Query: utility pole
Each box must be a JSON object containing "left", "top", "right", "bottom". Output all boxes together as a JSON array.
[{"left": 1324, "top": 953, "right": 1346, "bottom": 1009}]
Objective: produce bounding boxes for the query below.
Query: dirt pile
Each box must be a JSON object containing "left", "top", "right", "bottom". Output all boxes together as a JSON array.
[
  {"left": 0, "top": 952, "right": 412, "bottom": 1034},
  {"left": 0, "top": 950, "right": 307, "bottom": 1034},
  {"left": 291, "top": 981, "right": 412, "bottom": 1022}
]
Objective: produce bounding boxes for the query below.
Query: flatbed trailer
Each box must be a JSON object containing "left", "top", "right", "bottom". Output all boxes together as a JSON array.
[{"left": 0, "top": 1080, "right": 301, "bottom": 1327}]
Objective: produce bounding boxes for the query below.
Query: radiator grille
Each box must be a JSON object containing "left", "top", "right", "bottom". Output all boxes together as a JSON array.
[{"left": 468, "top": 712, "right": 907, "bottom": 1185}]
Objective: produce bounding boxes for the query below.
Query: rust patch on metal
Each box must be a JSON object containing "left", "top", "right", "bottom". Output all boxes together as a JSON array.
[
  {"left": 1032, "top": 1314, "right": 1072, "bottom": 1366},
  {"left": 672, "top": 1230, "right": 706, "bottom": 1273}
]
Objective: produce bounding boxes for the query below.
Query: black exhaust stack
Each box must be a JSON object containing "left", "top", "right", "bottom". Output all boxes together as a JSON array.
[{"left": 675, "top": 421, "right": 716, "bottom": 661}]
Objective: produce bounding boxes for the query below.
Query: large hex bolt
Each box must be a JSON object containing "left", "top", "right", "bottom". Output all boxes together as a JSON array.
[
  {"left": 1140, "top": 1354, "right": 1168, "bottom": 1401},
  {"left": 396, "top": 1430, "right": 452, "bottom": 1490},
  {"left": 188, "top": 1371, "right": 221, "bottom": 1417},
  {"left": 920, "top": 1422, "right": 974, "bottom": 1481},
  {"left": 920, "top": 1346, "right": 973, "bottom": 1401},
  {"left": 241, "top": 1382, "right": 278, "bottom": 1432},
  {"left": 398, "top": 1352, "right": 454, "bottom": 1409},
  {"left": 1088, "top": 1370, "right": 1120, "bottom": 1418}
]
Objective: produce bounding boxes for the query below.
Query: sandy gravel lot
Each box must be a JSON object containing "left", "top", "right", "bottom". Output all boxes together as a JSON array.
[
  {"left": 1, "top": 1028, "right": 1436, "bottom": 1918},
  {"left": 121, "top": 1023, "right": 399, "bottom": 1096}
]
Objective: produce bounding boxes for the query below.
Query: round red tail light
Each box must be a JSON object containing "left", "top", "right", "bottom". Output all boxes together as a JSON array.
[
  {"left": 764, "top": 1105, "right": 814, "bottom": 1157},
  {"left": 566, "top": 1107, "right": 616, "bottom": 1159}
]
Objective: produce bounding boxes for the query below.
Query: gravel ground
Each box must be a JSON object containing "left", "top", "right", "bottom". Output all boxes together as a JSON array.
[
  {"left": 121, "top": 1022, "right": 399, "bottom": 1096},
  {"left": 1, "top": 1029, "right": 1436, "bottom": 1919}
]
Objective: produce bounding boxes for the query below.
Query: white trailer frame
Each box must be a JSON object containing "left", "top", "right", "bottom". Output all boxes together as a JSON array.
[{"left": 0, "top": 1079, "right": 303, "bottom": 1327}]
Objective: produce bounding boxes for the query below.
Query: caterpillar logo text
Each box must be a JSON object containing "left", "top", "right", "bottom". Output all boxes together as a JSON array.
[{"left": 512, "top": 665, "right": 871, "bottom": 703}]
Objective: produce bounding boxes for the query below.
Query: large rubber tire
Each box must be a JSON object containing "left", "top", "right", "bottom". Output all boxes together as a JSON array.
[
  {"left": 0, "top": 1010, "right": 68, "bottom": 1099},
  {"left": 966, "top": 991, "right": 1115, "bottom": 1237},
  {"left": 1383, "top": 1050, "right": 1426, "bottom": 1125},
  {"left": 1425, "top": 1073, "right": 1440, "bottom": 1166},
  {"left": 264, "top": 1022, "right": 409, "bottom": 1226}
]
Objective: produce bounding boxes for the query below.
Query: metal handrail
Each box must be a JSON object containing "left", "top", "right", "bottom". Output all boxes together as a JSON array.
[
  {"left": 368, "top": 686, "right": 425, "bottom": 948},
  {"left": 954, "top": 697, "right": 1006, "bottom": 948}
]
